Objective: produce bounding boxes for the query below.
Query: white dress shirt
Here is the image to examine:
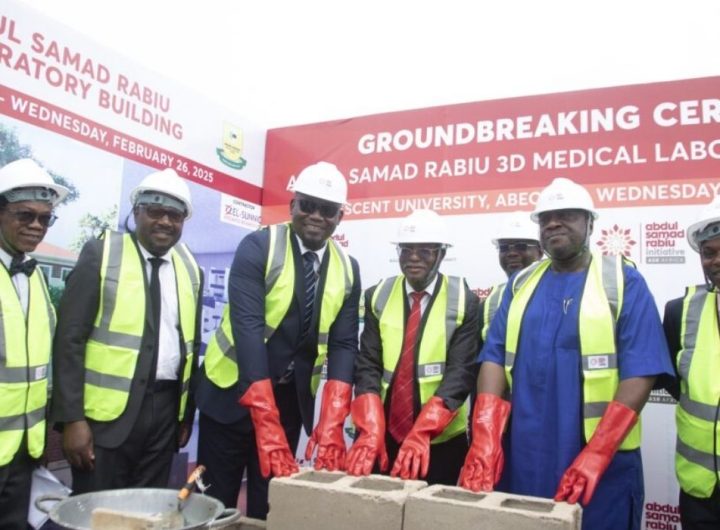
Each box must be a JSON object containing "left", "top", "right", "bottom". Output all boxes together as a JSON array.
[
  {"left": 0, "top": 247, "right": 30, "bottom": 316},
  {"left": 137, "top": 244, "right": 181, "bottom": 381}
]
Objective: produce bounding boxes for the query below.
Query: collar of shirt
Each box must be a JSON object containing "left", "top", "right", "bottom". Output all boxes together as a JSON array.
[
  {"left": 136, "top": 242, "right": 170, "bottom": 264},
  {"left": 0, "top": 246, "right": 30, "bottom": 315},
  {"left": 404, "top": 274, "right": 438, "bottom": 315},
  {"left": 294, "top": 234, "right": 326, "bottom": 272},
  {"left": 0, "top": 246, "right": 25, "bottom": 270}
]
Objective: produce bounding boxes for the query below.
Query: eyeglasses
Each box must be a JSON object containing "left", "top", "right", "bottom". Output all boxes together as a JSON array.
[
  {"left": 498, "top": 242, "right": 539, "bottom": 253},
  {"left": 296, "top": 198, "right": 341, "bottom": 218},
  {"left": 142, "top": 205, "right": 185, "bottom": 223},
  {"left": 537, "top": 209, "right": 587, "bottom": 225},
  {"left": 396, "top": 245, "right": 441, "bottom": 261},
  {"left": 5, "top": 209, "right": 57, "bottom": 227}
]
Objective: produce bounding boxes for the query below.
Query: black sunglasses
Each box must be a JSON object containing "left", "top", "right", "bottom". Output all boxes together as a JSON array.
[
  {"left": 498, "top": 242, "right": 539, "bottom": 253},
  {"left": 297, "top": 198, "right": 341, "bottom": 218},
  {"left": 396, "top": 245, "right": 441, "bottom": 261},
  {"left": 6, "top": 209, "right": 57, "bottom": 227},
  {"left": 142, "top": 205, "right": 185, "bottom": 223}
]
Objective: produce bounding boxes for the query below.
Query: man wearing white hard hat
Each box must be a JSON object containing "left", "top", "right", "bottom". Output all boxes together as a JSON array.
[
  {"left": 0, "top": 158, "right": 67, "bottom": 529},
  {"left": 460, "top": 177, "right": 673, "bottom": 530},
  {"left": 348, "top": 209, "right": 479, "bottom": 483},
  {"left": 195, "top": 161, "right": 360, "bottom": 519},
  {"left": 481, "top": 211, "right": 543, "bottom": 345},
  {"left": 51, "top": 168, "right": 202, "bottom": 493},
  {"left": 662, "top": 195, "right": 720, "bottom": 530}
]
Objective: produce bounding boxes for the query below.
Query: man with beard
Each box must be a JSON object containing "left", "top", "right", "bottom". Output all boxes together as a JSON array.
[
  {"left": 0, "top": 159, "right": 67, "bottom": 529},
  {"left": 459, "top": 177, "right": 672, "bottom": 530},
  {"left": 52, "top": 168, "right": 202, "bottom": 493},
  {"left": 196, "top": 162, "right": 360, "bottom": 519},
  {"left": 662, "top": 195, "right": 720, "bottom": 530}
]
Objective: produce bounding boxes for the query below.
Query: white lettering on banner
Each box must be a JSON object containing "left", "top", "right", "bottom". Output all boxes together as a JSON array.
[
  {"left": 394, "top": 194, "right": 487, "bottom": 213},
  {"left": 111, "top": 135, "right": 175, "bottom": 167},
  {"left": 10, "top": 95, "right": 107, "bottom": 143},
  {"left": 653, "top": 99, "right": 720, "bottom": 127},
  {"left": 495, "top": 191, "right": 539, "bottom": 208},
  {"left": 356, "top": 106, "right": 641, "bottom": 153},
  {"left": 348, "top": 164, "right": 418, "bottom": 184},
  {"left": 424, "top": 157, "right": 491, "bottom": 178},
  {"left": 533, "top": 145, "right": 647, "bottom": 169},
  {"left": 596, "top": 182, "right": 720, "bottom": 203},
  {"left": 655, "top": 139, "right": 720, "bottom": 162}
]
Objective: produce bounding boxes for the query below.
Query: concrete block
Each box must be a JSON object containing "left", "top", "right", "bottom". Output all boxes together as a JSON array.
[
  {"left": 403, "top": 485, "right": 581, "bottom": 530},
  {"left": 267, "top": 470, "right": 426, "bottom": 530}
]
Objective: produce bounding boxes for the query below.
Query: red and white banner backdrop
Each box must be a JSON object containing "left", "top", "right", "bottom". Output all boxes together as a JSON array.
[
  {"left": 1, "top": 2, "right": 263, "bottom": 205},
  {"left": 266, "top": 77, "right": 720, "bottom": 529}
]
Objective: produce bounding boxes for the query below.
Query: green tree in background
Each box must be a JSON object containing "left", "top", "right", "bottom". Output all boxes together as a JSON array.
[
  {"left": 0, "top": 123, "right": 80, "bottom": 204},
  {"left": 71, "top": 206, "right": 118, "bottom": 252}
]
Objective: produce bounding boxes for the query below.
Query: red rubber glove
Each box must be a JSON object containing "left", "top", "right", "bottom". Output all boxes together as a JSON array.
[
  {"left": 304, "top": 380, "right": 352, "bottom": 471},
  {"left": 345, "top": 393, "right": 389, "bottom": 476},
  {"left": 238, "top": 379, "right": 299, "bottom": 479},
  {"left": 390, "top": 396, "right": 456, "bottom": 480},
  {"left": 555, "top": 400, "right": 638, "bottom": 506},
  {"left": 458, "top": 393, "right": 511, "bottom": 492}
]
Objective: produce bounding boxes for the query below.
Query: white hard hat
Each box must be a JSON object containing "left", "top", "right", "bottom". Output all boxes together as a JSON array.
[
  {"left": 292, "top": 162, "right": 347, "bottom": 204},
  {"left": 392, "top": 209, "right": 452, "bottom": 247},
  {"left": 687, "top": 195, "right": 720, "bottom": 252},
  {"left": 491, "top": 211, "right": 539, "bottom": 246},
  {"left": 0, "top": 158, "right": 69, "bottom": 206},
  {"left": 130, "top": 168, "right": 193, "bottom": 219},
  {"left": 531, "top": 177, "right": 598, "bottom": 222}
]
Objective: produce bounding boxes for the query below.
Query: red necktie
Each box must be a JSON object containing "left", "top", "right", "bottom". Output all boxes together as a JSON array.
[{"left": 388, "top": 291, "right": 424, "bottom": 443}]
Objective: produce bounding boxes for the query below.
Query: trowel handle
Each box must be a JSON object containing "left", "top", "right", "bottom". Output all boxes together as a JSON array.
[{"left": 178, "top": 465, "right": 206, "bottom": 501}]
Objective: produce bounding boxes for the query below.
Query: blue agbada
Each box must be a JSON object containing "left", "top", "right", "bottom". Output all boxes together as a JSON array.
[{"left": 480, "top": 263, "right": 673, "bottom": 530}]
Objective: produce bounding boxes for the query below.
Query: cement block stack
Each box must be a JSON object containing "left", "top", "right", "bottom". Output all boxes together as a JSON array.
[
  {"left": 402, "top": 484, "right": 582, "bottom": 530},
  {"left": 267, "top": 471, "right": 426, "bottom": 530}
]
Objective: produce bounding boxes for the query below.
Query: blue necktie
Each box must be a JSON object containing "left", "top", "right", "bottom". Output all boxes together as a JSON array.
[{"left": 302, "top": 251, "right": 318, "bottom": 338}]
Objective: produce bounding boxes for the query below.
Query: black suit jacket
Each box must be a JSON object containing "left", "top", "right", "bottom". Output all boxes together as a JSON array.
[
  {"left": 662, "top": 295, "right": 684, "bottom": 401},
  {"left": 51, "top": 233, "right": 203, "bottom": 448},
  {"left": 195, "top": 225, "right": 361, "bottom": 434},
  {"left": 354, "top": 274, "right": 480, "bottom": 414}
]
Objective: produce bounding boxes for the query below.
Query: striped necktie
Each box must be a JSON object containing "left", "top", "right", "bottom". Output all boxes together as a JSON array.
[
  {"left": 388, "top": 290, "right": 425, "bottom": 442},
  {"left": 302, "top": 251, "right": 318, "bottom": 338}
]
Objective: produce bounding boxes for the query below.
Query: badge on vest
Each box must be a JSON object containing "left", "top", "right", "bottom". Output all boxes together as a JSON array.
[
  {"left": 34, "top": 365, "right": 48, "bottom": 380},
  {"left": 587, "top": 355, "right": 609, "bottom": 370},
  {"left": 423, "top": 363, "right": 443, "bottom": 377}
]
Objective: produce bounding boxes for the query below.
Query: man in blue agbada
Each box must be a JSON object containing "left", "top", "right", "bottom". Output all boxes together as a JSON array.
[{"left": 459, "top": 177, "right": 674, "bottom": 530}]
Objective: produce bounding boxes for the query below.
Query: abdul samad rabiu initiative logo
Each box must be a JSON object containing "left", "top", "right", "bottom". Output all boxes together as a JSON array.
[{"left": 595, "top": 224, "right": 637, "bottom": 257}]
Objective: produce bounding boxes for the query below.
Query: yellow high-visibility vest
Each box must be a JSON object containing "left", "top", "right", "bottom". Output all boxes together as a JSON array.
[
  {"left": 372, "top": 275, "right": 468, "bottom": 444},
  {"left": 0, "top": 265, "right": 55, "bottom": 465},
  {"left": 674, "top": 285, "right": 720, "bottom": 498},
  {"left": 505, "top": 254, "right": 641, "bottom": 450},
  {"left": 203, "top": 223, "right": 353, "bottom": 395},
  {"left": 481, "top": 283, "right": 506, "bottom": 342},
  {"left": 84, "top": 231, "right": 200, "bottom": 422}
]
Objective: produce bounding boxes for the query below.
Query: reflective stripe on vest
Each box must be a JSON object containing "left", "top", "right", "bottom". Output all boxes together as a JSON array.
[
  {"left": 84, "top": 231, "right": 200, "bottom": 422},
  {"left": 505, "top": 253, "right": 640, "bottom": 450},
  {"left": 674, "top": 286, "right": 720, "bottom": 498},
  {"left": 203, "top": 223, "right": 353, "bottom": 395},
  {"left": 481, "top": 283, "right": 506, "bottom": 342},
  {"left": 0, "top": 266, "right": 54, "bottom": 465},
  {"left": 373, "top": 275, "right": 468, "bottom": 444}
]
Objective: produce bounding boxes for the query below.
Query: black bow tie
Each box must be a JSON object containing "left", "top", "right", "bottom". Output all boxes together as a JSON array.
[{"left": 9, "top": 257, "right": 37, "bottom": 277}]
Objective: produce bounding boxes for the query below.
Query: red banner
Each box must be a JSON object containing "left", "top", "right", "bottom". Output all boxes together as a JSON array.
[{"left": 264, "top": 76, "right": 720, "bottom": 223}]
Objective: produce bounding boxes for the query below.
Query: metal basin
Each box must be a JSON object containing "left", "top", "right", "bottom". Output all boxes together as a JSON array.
[{"left": 36, "top": 488, "right": 241, "bottom": 530}]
